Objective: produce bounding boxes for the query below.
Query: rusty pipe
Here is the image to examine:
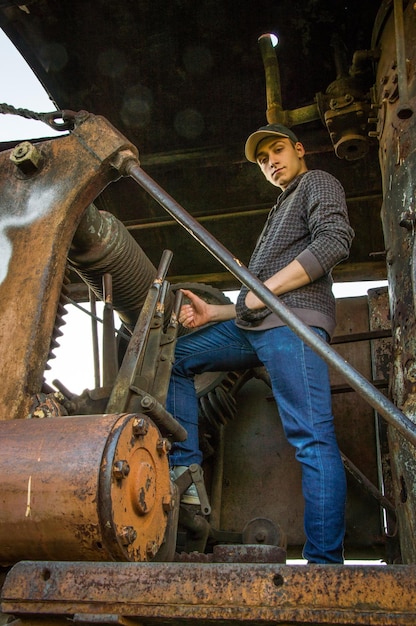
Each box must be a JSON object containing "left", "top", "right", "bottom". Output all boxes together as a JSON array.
[
  {"left": 258, "top": 34, "right": 283, "bottom": 124},
  {"left": 258, "top": 33, "right": 320, "bottom": 127}
]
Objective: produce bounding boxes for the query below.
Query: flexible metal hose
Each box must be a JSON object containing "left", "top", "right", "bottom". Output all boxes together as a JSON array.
[{"left": 69, "top": 203, "right": 174, "bottom": 328}]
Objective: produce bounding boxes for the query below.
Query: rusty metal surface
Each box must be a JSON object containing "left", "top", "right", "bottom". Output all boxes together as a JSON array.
[
  {"left": 2, "top": 560, "right": 416, "bottom": 625},
  {"left": 0, "top": 113, "right": 137, "bottom": 422},
  {"left": 368, "top": 287, "right": 399, "bottom": 562},
  {"left": 0, "top": 413, "right": 172, "bottom": 564},
  {"left": 373, "top": 0, "right": 416, "bottom": 562}
]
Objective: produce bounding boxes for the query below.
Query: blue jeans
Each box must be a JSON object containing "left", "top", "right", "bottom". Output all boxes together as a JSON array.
[{"left": 166, "top": 320, "right": 346, "bottom": 563}]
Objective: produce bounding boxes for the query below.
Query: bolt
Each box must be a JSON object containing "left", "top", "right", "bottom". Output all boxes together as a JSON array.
[
  {"left": 146, "top": 540, "right": 159, "bottom": 558},
  {"left": 10, "top": 141, "right": 42, "bottom": 175},
  {"left": 399, "top": 210, "right": 416, "bottom": 230},
  {"left": 119, "top": 526, "right": 137, "bottom": 546},
  {"left": 113, "top": 459, "right": 130, "bottom": 479},
  {"left": 132, "top": 416, "right": 149, "bottom": 437},
  {"left": 140, "top": 395, "right": 154, "bottom": 409},
  {"left": 156, "top": 438, "right": 171, "bottom": 455},
  {"left": 162, "top": 493, "right": 173, "bottom": 513}
]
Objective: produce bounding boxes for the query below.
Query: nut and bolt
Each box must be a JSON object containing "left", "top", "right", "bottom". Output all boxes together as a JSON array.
[
  {"left": 10, "top": 141, "right": 43, "bottom": 174},
  {"left": 156, "top": 438, "right": 171, "bottom": 455},
  {"left": 113, "top": 459, "right": 130, "bottom": 479},
  {"left": 118, "top": 526, "right": 137, "bottom": 546},
  {"left": 140, "top": 395, "right": 154, "bottom": 410},
  {"left": 132, "top": 416, "right": 149, "bottom": 437}
]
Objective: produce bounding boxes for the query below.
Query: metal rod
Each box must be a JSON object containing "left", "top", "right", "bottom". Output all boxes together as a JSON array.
[
  {"left": 89, "top": 289, "right": 100, "bottom": 388},
  {"left": 102, "top": 273, "right": 118, "bottom": 387},
  {"left": 340, "top": 451, "right": 396, "bottom": 516},
  {"left": 125, "top": 160, "right": 416, "bottom": 448}
]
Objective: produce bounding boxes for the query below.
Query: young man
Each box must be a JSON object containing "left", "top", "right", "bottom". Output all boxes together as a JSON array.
[{"left": 167, "top": 123, "right": 355, "bottom": 564}]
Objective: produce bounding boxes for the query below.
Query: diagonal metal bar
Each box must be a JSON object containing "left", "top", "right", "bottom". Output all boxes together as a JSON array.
[{"left": 123, "top": 159, "right": 416, "bottom": 448}]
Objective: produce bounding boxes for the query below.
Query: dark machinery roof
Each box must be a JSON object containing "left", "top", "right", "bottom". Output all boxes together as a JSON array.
[{"left": 0, "top": 0, "right": 384, "bottom": 289}]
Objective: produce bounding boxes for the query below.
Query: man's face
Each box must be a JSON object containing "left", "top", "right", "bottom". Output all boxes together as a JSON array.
[{"left": 255, "top": 137, "right": 307, "bottom": 189}]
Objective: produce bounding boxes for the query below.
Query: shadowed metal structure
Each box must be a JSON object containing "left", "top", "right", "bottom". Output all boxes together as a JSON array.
[{"left": 0, "top": 0, "right": 384, "bottom": 288}]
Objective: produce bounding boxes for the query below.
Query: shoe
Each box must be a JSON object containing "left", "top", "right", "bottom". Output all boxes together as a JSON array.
[{"left": 170, "top": 465, "right": 200, "bottom": 505}]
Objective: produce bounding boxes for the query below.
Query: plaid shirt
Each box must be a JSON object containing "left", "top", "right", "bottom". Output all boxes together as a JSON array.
[{"left": 235, "top": 169, "right": 354, "bottom": 337}]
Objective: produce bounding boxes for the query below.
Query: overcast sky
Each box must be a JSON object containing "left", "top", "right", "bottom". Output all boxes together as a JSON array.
[{"left": 0, "top": 29, "right": 60, "bottom": 141}]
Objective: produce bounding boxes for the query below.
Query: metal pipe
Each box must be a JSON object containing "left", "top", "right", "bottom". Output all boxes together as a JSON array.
[
  {"left": 340, "top": 451, "right": 395, "bottom": 516},
  {"left": 123, "top": 159, "right": 416, "bottom": 449},
  {"left": 89, "top": 288, "right": 101, "bottom": 388},
  {"left": 102, "top": 273, "right": 118, "bottom": 387},
  {"left": 257, "top": 34, "right": 320, "bottom": 127},
  {"left": 258, "top": 34, "right": 283, "bottom": 124}
]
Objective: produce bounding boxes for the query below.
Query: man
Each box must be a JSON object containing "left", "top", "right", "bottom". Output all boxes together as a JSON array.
[{"left": 167, "top": 123, "right": 354, "bottom": 564}]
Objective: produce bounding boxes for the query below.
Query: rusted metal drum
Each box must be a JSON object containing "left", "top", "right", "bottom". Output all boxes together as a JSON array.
[{"left": 0, "top": 413, "right": 173, "bottom": 565}]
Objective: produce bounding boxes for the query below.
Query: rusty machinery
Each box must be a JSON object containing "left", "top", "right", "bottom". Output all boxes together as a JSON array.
[{"left": 2, "top": 1, "right": 416, "bottom": 625}]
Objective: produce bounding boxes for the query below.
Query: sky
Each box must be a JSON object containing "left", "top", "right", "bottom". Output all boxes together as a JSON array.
[
  {"left": 0, "top": 28, "right": 388, "bottom": 395},
  {"left": 0, "top": 29, "right": 61, "bottom": 140}
]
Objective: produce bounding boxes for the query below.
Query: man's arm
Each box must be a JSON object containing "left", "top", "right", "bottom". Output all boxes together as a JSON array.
[
  {"left": 245, "top": 259, "right": 310, "bottom": 310},
  {"left": 179, "top": 289, "right": 236, "bottom": 328}
]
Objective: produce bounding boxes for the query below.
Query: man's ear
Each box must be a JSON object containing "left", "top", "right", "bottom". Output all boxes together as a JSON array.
[{"left": 295, "top": 141, "right": 306, "bottom": 158}]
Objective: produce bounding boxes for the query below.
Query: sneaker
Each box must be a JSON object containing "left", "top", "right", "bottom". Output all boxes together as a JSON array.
[{"left": 170, "top": 465, "right": 200, "bottom": 505}]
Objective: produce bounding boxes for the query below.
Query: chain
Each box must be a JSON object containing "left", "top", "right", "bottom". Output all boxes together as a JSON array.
[{"left": 0, "top": 102, "right": 85, "bottom": 132}]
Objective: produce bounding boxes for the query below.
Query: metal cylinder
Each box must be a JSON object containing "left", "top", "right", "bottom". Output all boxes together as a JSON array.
[{"left": 0, "top": 413, "right": 173, "bottom": 565}]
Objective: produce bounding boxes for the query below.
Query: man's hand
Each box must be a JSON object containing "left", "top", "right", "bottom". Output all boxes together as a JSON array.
[
  {"left": 179, "top": 289, "right": 237, "bottom": 329},
  {"left": 179, "top": 289, "right": 211, "bottom": 328}
]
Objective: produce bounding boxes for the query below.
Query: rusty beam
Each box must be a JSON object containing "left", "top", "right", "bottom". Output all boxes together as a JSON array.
[{"left": 2, "top": 561, "right": 416, "bottom": 625}]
